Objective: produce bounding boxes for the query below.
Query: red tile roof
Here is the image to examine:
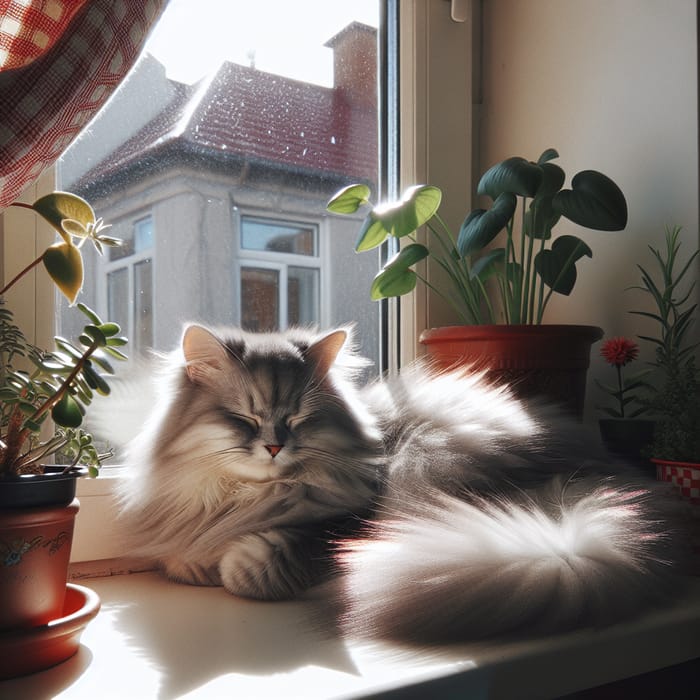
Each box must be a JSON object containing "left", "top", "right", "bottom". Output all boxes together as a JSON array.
[{"left": 78, "top": 59, "right": 377, "bottom": 189}]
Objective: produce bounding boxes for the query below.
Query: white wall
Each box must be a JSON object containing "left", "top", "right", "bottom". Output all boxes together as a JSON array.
[{"left": 480, "top": 0, "right": 699, "bottom": 417}]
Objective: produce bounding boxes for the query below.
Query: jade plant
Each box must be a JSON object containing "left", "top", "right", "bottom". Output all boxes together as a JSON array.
[
  {"left": 0, "top": 192, "right": 127, "bottom": 478},
  {"left": 327, "top": 148, "right": 628, "bottom": 324}
]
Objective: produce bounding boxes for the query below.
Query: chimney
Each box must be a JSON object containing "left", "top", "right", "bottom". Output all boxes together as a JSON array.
[{"left": 325, "top": 22, "right": 377, "bottom": 108}]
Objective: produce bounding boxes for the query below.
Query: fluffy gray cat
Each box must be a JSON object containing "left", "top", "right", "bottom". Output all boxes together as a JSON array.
[{"left": 118, "top": 324, "right": 692, "bottom": 643}]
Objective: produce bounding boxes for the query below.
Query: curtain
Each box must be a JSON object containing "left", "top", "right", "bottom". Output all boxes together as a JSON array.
[{"left": 0, "top": 0, "right": 168, "bottom": 209}]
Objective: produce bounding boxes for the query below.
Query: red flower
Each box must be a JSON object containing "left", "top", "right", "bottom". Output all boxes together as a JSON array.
[{"left": 600, "top": 337, "right": 639, "bottom": 367}]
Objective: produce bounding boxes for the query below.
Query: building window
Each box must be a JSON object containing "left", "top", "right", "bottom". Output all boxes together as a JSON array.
[
  {"left": 238, "top": 216, "right": 321, "bottom": 331},
  {"left": 103, "top": 216, "right": 154, "bottom": 355}
]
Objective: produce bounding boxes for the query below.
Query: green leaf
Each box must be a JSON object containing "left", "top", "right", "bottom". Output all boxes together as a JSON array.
[
  {"left": 326, "top": 184, "right": 372, "bottom": 214},
  {"left": 534, "top": 235, "right": 592, "bottom": 295},
  {"left": 523, "top": 163, "right": 566, "bottom": 240},
  {"left": 83, "top": 325, "right": 107, "bottom": 347},
  {"left": 367, "top": 243, "right": 430, "bottom": 301},
  {"left": 470, "top": 248, "right": 505, "bottom": 281},
  {"left": 106, "top": 336, "right": 128, "bottom": 348},
  {"left": 51, "top": 393, "right": 83, "bottom": 428},
  {"left": 369, "top": 266, "right": 417, "bottom": 300},
  {"left": 387, "top": 243, "right": 430, "bottom": 268},
  {"left": 356, "top": 185, "right": 442, "bottom": 252},
  {"left": 54, "top": 337, "right": 83, "bottom": 359},
  {"left": 31, "top": 192, "right": 95, "bottom": 241},
  {"left": 89, "top": 353, "right": 115, "bottom": 374},
  {"left": 103, "top": 346, "right": 129, "bottom": 361},
  {"left": 477, "top": 157, "right": 543, "bottom": 200},
  {"left": 97, "top": 322, "right": 121, "bottom": 337},
  {"left": 457, "top": 192, "right": 517, "bottom": 256},
  {"left": 42, "top": 242, "right": 84, "bottom": 304},
  {"left": 77, "top": 303, "right": 102, "bottom": 324},
  {"left": 82, "top": 363, "right": 111, "bottom": 396},
  {"left": 552, "top": 170, "right": 628, "bottom": 231},
  {"left": 355, "top": 214, "right": 391, "bottom": 251},
  {"left": 17, "top": 400, "right": 38, "bottom": 414},
  {"left": 537, "top": 148, "right": 560, "bottom": 164}
]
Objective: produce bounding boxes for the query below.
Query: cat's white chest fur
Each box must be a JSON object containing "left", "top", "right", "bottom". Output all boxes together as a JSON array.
[{"left": 168, "top": 421, "right": 285, "bottom": 508}]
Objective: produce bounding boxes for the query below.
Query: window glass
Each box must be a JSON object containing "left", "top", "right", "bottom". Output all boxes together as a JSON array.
[
  {"left": 241, "top": 218, "right": 317, "bottom": 256},
  {"left": 241, "top": 267, "right": 280, "bottom": 332},
  {"left": 288, "top": 266, "right": 320, "bottom": 325},
  {"left": 134, "top": 259, "right": 154, "bottom": 350},
  {"left": 110, "top": 216, "right": 154, "bottom": 261},
  {"left": 56, "top": 0, "right": 382, "bottom": 459},
  {"left": 107, "top": 268, "right": 129, "bottom": 334}
]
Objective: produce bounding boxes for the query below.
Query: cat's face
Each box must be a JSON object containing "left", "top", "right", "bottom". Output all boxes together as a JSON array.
[{"left": 177, "top": 325, "right": 366, "bottom": 484}]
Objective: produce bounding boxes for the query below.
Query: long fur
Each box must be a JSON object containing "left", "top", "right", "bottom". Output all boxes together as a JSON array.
[{"left": 118, "top": 325, "right": 693, "bottom": 643}]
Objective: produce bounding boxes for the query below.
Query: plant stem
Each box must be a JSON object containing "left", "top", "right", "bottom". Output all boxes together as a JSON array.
[
  {"left": 0, "top": 255, "right": 43, "bottom": 296},
  {"left": 27, "top": 338, "right": 101, "bottom": 426},
  {"left": 504, "top": 218, "right": 515, "bottom": 322},
  {"left": 423, "top": 223, "right": 483, "bottom": 323},
  {"left": 534, "top": 236, "right": 547, "bottom": 323},
  {"left": 414, "top": 270, "right": 475, "bottom": 324},
  {"left": 616, "top": 365, "right": 625, "bottom": 418}
]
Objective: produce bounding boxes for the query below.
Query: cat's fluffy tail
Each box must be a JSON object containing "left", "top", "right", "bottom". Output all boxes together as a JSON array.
[{"left": 336, "top": 485, "right": 678, "bottom": 642}]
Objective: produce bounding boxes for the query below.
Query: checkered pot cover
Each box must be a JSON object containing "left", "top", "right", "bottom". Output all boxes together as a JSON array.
[{"left": 654, "top": 459, "right": 700, "bottom": 505}]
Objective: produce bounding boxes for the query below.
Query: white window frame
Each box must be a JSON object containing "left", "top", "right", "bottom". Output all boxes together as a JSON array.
[
  {"left": 0, "top": 0, "right": 476, "bottom": 567},
  {"left": 235, "top": 210, "right": 326, "bottom": 330},
  {"left": 397, "top": 0, "right": 478, "bottom": 366},
  {"left": 99, "top": 213, "right": 156, "bottom": 356}
]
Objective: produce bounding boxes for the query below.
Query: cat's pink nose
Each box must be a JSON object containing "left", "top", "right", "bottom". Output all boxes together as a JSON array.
[{"left": 265, "top": 444, "right": 283, "bottom": 458}]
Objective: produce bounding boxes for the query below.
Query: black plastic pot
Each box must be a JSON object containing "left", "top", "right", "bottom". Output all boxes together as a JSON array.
[
  {"left": 0, "top": 466, "right": 88, "bottom": 509},
  {"left": 599, "top": 418, "right": 655, "bottom": 464}
]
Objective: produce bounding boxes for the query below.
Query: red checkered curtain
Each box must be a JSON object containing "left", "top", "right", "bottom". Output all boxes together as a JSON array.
[{"left": 0, "top": 0, "right": 168, "bottom": 209}]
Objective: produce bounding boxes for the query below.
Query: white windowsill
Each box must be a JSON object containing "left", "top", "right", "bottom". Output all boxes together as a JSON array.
[{"left": 2, "top": 571, "right": 699, "bottom": 699}]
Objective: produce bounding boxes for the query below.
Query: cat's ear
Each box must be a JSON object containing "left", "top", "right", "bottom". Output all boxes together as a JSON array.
[
  {"left": 305, "top": 329, "right": 347, "bottom": 379},
  {"left": 182, "top": 325, "right": 231, "bottom": 384}
]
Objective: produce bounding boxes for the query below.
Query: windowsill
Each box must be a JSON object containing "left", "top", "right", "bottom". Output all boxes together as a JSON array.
[{"left": 2, "top": 571, "right": 700, "bottom": 698}]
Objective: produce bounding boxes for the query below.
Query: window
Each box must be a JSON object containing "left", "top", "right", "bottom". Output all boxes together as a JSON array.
[
  {"left": 104, "top": 216, "right": 154, "bottom": 355},
  {"left": 1, "top": 0, "right": 476, "bottom": 564},
  {"left": 58, "top": 0, "right": 382, "bottom": 371},
  {"left": 238, "top": 215, "right": 321, "bottom": 331}
]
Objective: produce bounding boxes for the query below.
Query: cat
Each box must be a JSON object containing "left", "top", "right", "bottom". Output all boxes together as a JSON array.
[{"left": 118, "top": 324, "right": 693, "bottom": 643}]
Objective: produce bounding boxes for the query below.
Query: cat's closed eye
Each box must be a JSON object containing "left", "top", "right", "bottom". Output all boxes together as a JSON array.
[
  {"left": 286, "top": 415, "right": 305, "bottom": 432},
  {"left": 224, "top": 411, "right": 260, "bottom": 432}
]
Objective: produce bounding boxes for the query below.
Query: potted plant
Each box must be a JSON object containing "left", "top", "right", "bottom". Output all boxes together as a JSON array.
[
  {"left": 0, "top": 191, "right": 126, "bottom": 674},
  {"left": 327, "top": 148, "right": 628, "bottom": 416},
  {"left": 630, "top": 225, "right": 700, "bottom": 502},
  {"left": 595, "top": 336, "right": 655, "bottom": 463}
]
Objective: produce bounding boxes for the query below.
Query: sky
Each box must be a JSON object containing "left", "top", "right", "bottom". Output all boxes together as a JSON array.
[{"left": 144, "top": 0, "right": 379, "bottom": 86}]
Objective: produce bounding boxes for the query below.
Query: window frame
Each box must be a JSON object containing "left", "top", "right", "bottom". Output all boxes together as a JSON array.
[
  {"left": 235, "top": 210, "right": 325, "bottom": 330},
  {"left": 0, "top": 0, "right": 477, "bottom": 567},
  {"left": 396, "top": 0, "right": 479, "bottom": 366},
  {"left": 99, "top": 213, "right": 156, "bottom": 356}
]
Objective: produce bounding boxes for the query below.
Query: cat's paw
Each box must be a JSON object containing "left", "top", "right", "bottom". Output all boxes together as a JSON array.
[
  {"left": 219, "top": 530, "right": 312, "bottom": 600},
  {"left": 161, "top": 557, "right": 222, "bottom": 586}
]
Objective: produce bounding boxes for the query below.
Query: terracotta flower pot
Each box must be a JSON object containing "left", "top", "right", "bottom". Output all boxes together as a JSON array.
[
  {"left": 0, "top": 466, "right": 86, "bottom": 632},
  {"left": 419, "top": 324, "right": 603, "bottom": 419},
  {"left": 0, "top": 500, "right": 79, "bottom": 630}
]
